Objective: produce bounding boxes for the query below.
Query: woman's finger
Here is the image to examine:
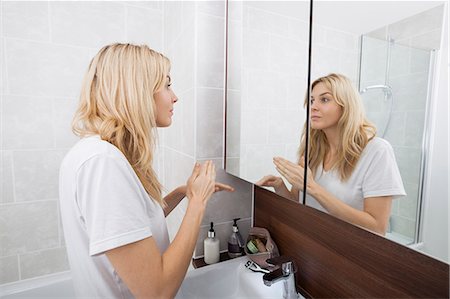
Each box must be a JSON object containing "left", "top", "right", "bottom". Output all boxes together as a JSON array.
[{"left": 215, "top": 182, "right": 234, "bottom": 192}]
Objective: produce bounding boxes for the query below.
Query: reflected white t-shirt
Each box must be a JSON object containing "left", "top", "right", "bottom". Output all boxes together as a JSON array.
[
  {"left": 59, "top": 135, "right": 169, "bottom": 299},
  {"left": 302, "top": 137, "right": 406, "bottom": 212}
]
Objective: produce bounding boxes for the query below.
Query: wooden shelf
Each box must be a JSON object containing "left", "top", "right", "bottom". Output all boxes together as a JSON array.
[{"left": 192, "top": 251, "right": 238, "bottom": 269}]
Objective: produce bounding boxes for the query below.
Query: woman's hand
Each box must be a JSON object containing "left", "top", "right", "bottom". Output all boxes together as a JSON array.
[
  {"left": 255, "top": 175, "right": 285, "bottom": 189},
  {"left": 273, "top": 157, "right": 315, "bottom": 193},
  {"left": 214, "top": 182, "right": 234, "bottom": 193},
  {"left": 186, "top": 161, "right": 216, "bottom": 207}
]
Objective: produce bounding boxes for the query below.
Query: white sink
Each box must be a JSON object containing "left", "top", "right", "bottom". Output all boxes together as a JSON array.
[{"left": 175, "top": 256, "right": 289, "bottom": 299}]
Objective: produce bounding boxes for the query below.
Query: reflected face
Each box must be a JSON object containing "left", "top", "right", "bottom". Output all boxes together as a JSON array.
[
  {"left": 310, "top": 82, "right": 343, "bottom": 131},
  {"left": 154, "top": 75, "right": 178, "bottom": 127}
]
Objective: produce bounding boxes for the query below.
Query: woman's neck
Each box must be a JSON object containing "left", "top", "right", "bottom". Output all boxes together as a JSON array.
[{"left": 323, "top": 127, "right": 340, "bottom": 152}]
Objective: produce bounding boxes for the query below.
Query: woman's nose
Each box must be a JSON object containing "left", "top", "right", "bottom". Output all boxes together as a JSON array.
[{"left": 172, "top": 91, "right": 178, "bottom": 103}]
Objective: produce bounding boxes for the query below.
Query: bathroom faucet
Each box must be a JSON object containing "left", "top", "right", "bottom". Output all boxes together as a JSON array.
[{"left": 263, "top": 256, "right": 299, "bottom": 299}]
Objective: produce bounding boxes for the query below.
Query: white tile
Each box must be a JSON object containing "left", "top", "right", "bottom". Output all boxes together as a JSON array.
[
  {"left": 13, "top": 150, "right": 66, "bottom": 202},
  {"left": 53, "top": 98, "right": 80, "bottom": 149},
  {"left": 390, "top": 214, "right": 416, "bottom": 240},
  {"left": 268, "top": 108, "right": 303, "bottom": 144},
  {"left": 390, "top": 73, "right": 428, "bottom": 111},
  {"left": 325, "top": 29, "right": 359, "bottom": 51},
  {"left": 225, "top": 157, "right": 240, "bottom": 177},
  {"left": 180, "top": 89, "right": 195, "bottom": 158},
  {"left": 19, "top": 247, "right": 70, "bottom": 280},
  {"left": 1, "top": 37, "right": 7, "bottom": 94},
  {"left": 389, "top": 43, "right": 411, "bottom": 78},
  {"left": 310, "top": 45, "right": 341, "bottom": 79},
  {"left": 227, "top": 20, "right": 242, "bottom": 91},
  {"left": 410, "top": 47, "right": 431, "bottom": 73},
  {"left": 197, "top": 14, "right": 225, "bottom": 89},
  {"left": 404, "top": 110, "right": 425, "bottom": 148},
  {"left": 270, "top": 35, "right": 308, "bottom": 74},
  {"left": 287, "top": 18, "right": 309, "bottom": 42},
  {"left": 245, "top": 69, "right": 285, "bottom": 109},
  {"left": 125, "top": 1, "right": 163, "bottom": 10},
  {"left": 398, "top": 182, "right": 419, "bottom": 220},
  {"left": 1, "top": 151, "right": 15, "bottom": 203},
  {"left": 393, "top": 146, "right": 422, "bottom": 186},
  {"left": 240, "top": 108, "right": 268, "bottom": 145},
  {"left": 163, "top": 147, "right": 195, "bottom": 193},
  {"left": 383, "top": 111, "right": 406, "bottom": 146},
  {"left": 5, "top": 39, "right": 92, "bottom": 98},
  {"left": 50, "top": 2, "right": 126, "bottom": 48},
  {"left": 2, "top": 1, "right": 50, "bottom": 42},
  {"left": 247, "top": 6, "right": 289, "bottom": 36},
  {"left": 197, "top": 1, "right": 225, "bottom": 18},
  {"left": 163, "top": 1, "right": 183, "bottom": 51},
  {"left": 0, "top": 201, "right": 59, "bottom": 256},
  {"left": 126, "top": 5, "right": 163, "bottom": 53},
  {"left": 0, "top": 255, "right": 19, "bottom": 284},
  {"left": 196, "top": 88, "right": 224, "bottom": 159},
  {"left": 228, "top": 1, "right": 242, "bottom": 21},
  {"left": 2, "top": 95, "right": 53, "bottom": 150},
  {"left": 241, "top": 144, "right": 285, "bottom": 183},
  {"left": 243, "top": 29, "right": 270, "bottom": 69},
  {"left": 225, "top": 90, "right": 240, "bottom": 158}
]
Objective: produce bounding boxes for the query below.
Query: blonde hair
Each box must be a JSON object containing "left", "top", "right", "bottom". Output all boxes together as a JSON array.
[
  {"left": 72, "top": 43, "right": 170, "bottom": 207},
  {"left": 298, "top": 73, "right": 376, "bottom": 181}
]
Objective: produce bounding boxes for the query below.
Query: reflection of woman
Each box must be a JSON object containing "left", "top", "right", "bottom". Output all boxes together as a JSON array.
[
  {"left": 59, "top": 44, "right": 233, "bottom": 298},
  {"left": 257, "top": 73, "right": 405, "bottom": 235}
]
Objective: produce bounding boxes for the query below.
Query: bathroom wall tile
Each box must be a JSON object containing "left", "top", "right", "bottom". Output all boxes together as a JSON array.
[
  {"left": 228, "top": 1, "right": 242, "bottom": 21},
  {"left": 243, "top": 29, "right": 270, "bottom": 69},
  {"left": 1, "top": 95, "right": 53, "bottom": 150},
  {"left": 163, "top": 1, "right": 183, "bottom": 51},
  {"left": 53, "top": 97, "right": 80, "bottom": 149},
  {"left": 287, "top": 75, "right": 307, "bottom": 109},
  {"left": 389, "top": 43, "right": 411, "bottom": 78},
  {"left": 13, "top": 150, "right": 66, "bottom": 202},
  {"left": 194, "top": 218, "right": 251, "bottom": 257},
  {"left": 270, "top": 35, "right": 307, "bottom": 74},
  {"left": 126, "top": 5, "right": 163, "bottom": 52},
  {"left": 2, "top": 1, "right": 50, "bottom": 42},
  {"left": 310, "top": 45, "right": 340, "bottom": 80},
  {"left": 165, "top": 197, "right": 188, "bottom": 242},
  {"left": 404, "top": 110, "right": 425, "bottom": 148},
  {"left": 225, "top": 157, "right": 240, "bottom": 177},
  {"left": 240, "top": 108, "right": 268, "bottom": 145},
  {"left": 1, "top": 38, "right": 7, "bottom": 94},
  {"left": 0, "top": 255, "right": 19, "bottom": 284},
  {"left": 196, "top": 88, "right": 224, "bottom": 159},
  {"left": 197, "top": 1, "right": 225, "bottom": 18},
  {"left": 0, "top": 201, "right": 59, "bottom": 256},
  {"left": 197, "top": 13, "right": 225, "bottom": 89},
  {"left": 226, "top": 90, "right": 240, "bottom": 158},
  {"left": 409, "top": 29, "right": 442, "bottom": 51},
  {"left": 312, "top": 25, "right": 327, "bottom": 46},
  {"left": 410, "top": 47, "right": 431, "bottom": 73},
  {"left": 19, "top": 247, "right": 70, "bottom": 280},
  {"left": 391, "top": 196, "right": 400, "bottom": 216},
  {"left": 268, "top": 108, "right": 303, "bottom": 144},
  {"left": 245, "top": 69, "right": 286, "bottom": 109},
  {"left": 247, "top": 6, "right": 289, "bottom": 36},
  {"left": 387, "top": 5, "right": 444, "bottom": 43},
  {"left": 338, "top": 50, "right": 359, "bottom": 83},
  {"left": 285, "top": 143, "right": 300, "bottom": 164},
  {"left": 125, "top": 1, "right": 163, "bottom": 10},
  {"left": 163, "top": 147, "right": 195, "bottom": 194},
  {"left": 399, "top": 182, "right": 419, "bottom": 220},
  {"left": 197, "top": 167, "right": 252, "bottom": 226},
  {"left": 390, "top": 214, "right": 416, "bottom": 240},
  {"left": 241, "top": 144, "right": 285, "bottom": 183},
  {"left": 384, "top": 111, "right": 406, "bottom": 146},
  {"left": 165, "top": 23, "right": 195, "bottom": 95},
  {"left": 390, "top": 72, "right": 428, "bottom": 111},
  {"left": 393, "top": 146, "right": 422, "bottom": 186},
  {"left": 6, "top": 39, "right": 92, "bottom": 98},
  {"left": 227, "top": 20, "right": 242, "bottom": 91},
  {"left": 359, "top": 36, "right": 387, "bottom": 84},
  {"left": 1, "top": 151, "right": 14, "bottom": 204},
  {"left": 325, "top": 29, "right": 359, "bottom": 51},
  {"left": 287, "top": 18, "right": 309, "bottom": 42},
  {"left": 50, "top": 2, "right": 126, "bottom": 48}
]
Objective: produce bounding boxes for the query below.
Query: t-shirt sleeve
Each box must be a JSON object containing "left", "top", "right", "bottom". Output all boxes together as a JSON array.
[
  {"left": 362, "top": 142, "right": 406, "bottom": 199},
  {"left": 76, "top": 154, "right": 153, "bottom": 256}
]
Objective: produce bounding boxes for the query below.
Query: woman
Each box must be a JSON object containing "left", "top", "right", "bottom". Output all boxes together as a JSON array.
[
  {"left": 59, "top": 43, "right": 233, "bottom": 298},
  {"left": 257, "top": 73, "right": 405, "bottom": 235}
]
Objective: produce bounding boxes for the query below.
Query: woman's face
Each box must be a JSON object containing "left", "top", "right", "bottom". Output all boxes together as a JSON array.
[
  {"left": 310, "top": 82, "right": 343, "bottom": 131},
  {"left": 154, "top": 75, "right": 178, "bottom": 127}
]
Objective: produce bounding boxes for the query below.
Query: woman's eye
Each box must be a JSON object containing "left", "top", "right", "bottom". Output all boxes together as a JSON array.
[{"left": 321, "top": 97, "right": 329, "bottom": 103}]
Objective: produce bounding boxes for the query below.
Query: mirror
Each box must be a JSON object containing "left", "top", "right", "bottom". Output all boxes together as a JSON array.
[
  {"left": 225, "top": 0, "right": 448, "bottom": 261},
  {"left": 225, "top": 0, "right": 311, "bottom": 187}
]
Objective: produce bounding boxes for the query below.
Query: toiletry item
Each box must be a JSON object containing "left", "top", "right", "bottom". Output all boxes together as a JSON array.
[
  {"left": 246, "top": 240, "right": 259, "bottom": 254},
  {"left": 228, "top": 218, "right": 245, "bottom": 258},
  {"left": 254, "top": 238, "right": 267, "bottom": 252},
  {"left": 204, "top": 222, "right": 220, "bottom": 264}
]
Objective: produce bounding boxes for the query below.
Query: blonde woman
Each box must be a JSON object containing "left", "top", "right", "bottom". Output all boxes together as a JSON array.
[
  {"left": 59, "top": 43, "right": 233, "bottom": 299},
  {"left": 257, "top": 73, "right": 405, "bottom": 235}
]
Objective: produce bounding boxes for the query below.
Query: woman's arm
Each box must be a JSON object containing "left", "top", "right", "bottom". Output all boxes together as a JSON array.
[
  {"left": 106, "top": 161, "right": 216, "bottom": 299},
  {"left": 163, "top": 185, "right": 187, "bottom": 217},
  {"left": 309, "top": 183, "right": 392, "bottom": 235}
]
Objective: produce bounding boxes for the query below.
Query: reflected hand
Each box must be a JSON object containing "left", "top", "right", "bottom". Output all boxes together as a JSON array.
[
  {"left": 255, "top": 175, "right": 285, "bottom": 190},
  {"left": 214, "top": 182, "right": 234, "bottom": 193},
  {"left": 273, "top": 157, "right": 315, "bottom": 193}
]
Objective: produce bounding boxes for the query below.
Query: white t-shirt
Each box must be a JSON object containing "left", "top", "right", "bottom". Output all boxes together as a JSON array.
[
  {"left": 59, "top": 135, "right": 169, "bottom": 299},
  {"left": 302, "top": 137, "right": 406, "bottom": 212}
]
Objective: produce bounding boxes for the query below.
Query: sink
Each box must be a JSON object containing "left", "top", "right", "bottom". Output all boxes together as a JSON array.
[{"left": 175, "top": 256, "right": 290, "bottom": 299}]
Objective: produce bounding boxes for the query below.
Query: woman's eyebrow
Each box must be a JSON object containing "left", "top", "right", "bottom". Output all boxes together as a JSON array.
[{"left": 311, "top": 92, "right": 332, "bottom": 98}]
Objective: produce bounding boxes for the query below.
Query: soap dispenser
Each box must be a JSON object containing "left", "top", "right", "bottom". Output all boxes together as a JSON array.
[
  {"left": 228, "top": 218, "right": 244, "bottom": 258},
  {"left": 204, "top": 222, "right": 220, "bottom": 264}
]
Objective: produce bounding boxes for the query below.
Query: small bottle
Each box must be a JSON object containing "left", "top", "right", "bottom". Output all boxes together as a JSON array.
[
  {"left": 204, "top": 222, "right": 220, "bottom": 264},
  {"left": 228, "top": 218, "right": 244, "bottom": 258}
]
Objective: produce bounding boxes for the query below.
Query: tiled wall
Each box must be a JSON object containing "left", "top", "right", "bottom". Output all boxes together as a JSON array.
[
  {"left": 1, "top": 0, "right": 251, "bottom": 287},
  {"left": 359, "top": 5, "right": 444, "bottom": 241},
  {"left": 162, "top": 1, "right": 252, "bottom": 259}
]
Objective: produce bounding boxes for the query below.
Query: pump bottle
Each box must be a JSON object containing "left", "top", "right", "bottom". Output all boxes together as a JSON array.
[
  {"left": 227, "top": 218, "right": 244, "bottom": 258},
  {"left": 204, "top": 222, "right": 220, "bottom": 264}
]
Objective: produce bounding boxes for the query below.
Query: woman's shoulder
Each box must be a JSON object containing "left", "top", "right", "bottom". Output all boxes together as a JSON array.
[{"left": 365, "top": 137, "right": 393, "bottom": 152}]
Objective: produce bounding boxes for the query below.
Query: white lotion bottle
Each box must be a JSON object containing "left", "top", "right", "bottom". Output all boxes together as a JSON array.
[{"left": 204, "top": 222, "right": 220, "bottom": 264}]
